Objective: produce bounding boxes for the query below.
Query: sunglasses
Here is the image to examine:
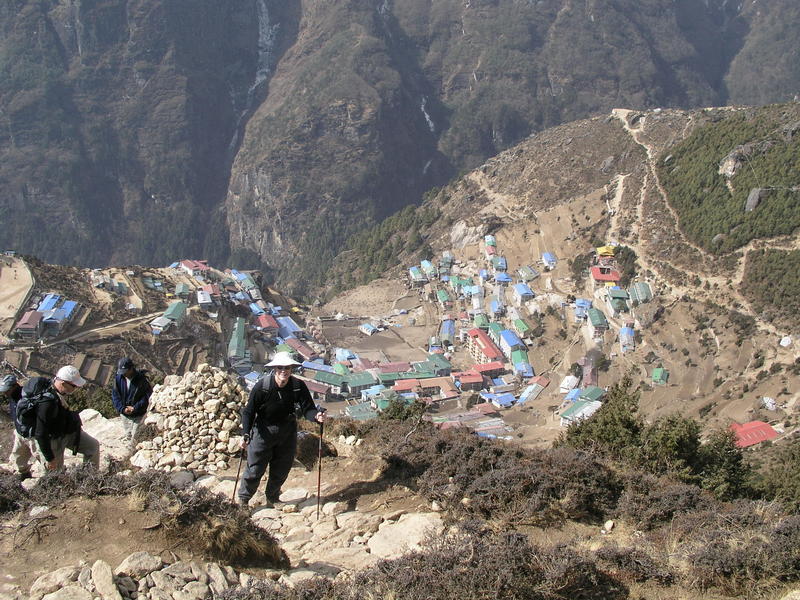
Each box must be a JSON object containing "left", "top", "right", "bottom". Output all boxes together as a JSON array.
[{"left": 274, "top": 366, "right": 294, "bottom": 372}]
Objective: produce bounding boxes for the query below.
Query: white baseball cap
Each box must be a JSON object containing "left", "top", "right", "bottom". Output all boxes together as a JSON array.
[{"left": 56, "top": 365, "right": 86, "bottom": 387}]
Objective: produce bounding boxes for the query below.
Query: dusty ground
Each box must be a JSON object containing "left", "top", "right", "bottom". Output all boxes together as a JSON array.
[
  {"left": 0, "top": 256, "right": 33, "bottom": 343},
  {"left": 320, "top": 278, "right": 409, "bottom": 318}
]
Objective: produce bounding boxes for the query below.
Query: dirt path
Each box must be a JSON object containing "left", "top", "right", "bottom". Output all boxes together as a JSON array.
[{"left": 609, "top": 109, "right": 789, "bottom": 336}]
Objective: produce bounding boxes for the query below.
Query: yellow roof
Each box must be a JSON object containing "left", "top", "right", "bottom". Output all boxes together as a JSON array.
[{"left": 596, "top": 245, "right": 617, "bottom": 256}]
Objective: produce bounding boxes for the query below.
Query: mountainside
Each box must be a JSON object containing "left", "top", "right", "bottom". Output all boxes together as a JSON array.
[{"left": 1, "top": 1, "right": 799, "bottom": 292}]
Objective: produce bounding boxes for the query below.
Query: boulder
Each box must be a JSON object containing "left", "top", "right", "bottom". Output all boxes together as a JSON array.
[
  {"left": 41, "top": 587, "right": 93, "bottom": 600},
  {"left": 90, "top": 560, "right": 122, "bottom": 600},
  {"left": 114, "top": 552, "right": 163, "bottom": 578},
  {"left": 367, "top": 513, "right": 443, "bottom": 559},
  {"left": 29, "top": 566, "right": 80, "bottom": 600}
]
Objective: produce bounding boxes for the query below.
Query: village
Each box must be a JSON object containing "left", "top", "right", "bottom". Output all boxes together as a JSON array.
[{"left": 0, "top": 233, "right": 787, "bottom": 451}]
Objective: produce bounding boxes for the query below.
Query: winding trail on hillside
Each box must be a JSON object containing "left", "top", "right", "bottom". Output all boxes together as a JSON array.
[{"left": 609, "top": 109, "right": 793, "bottom": 337}]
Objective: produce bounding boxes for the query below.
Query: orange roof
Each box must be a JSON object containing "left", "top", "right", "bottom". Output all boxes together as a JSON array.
[
  {"left": 473, "top": 361, "right": 505, "bottom": 374},
  {"left": 730, "top": 421, "right": 778, "bottom": 448},
  {"left": 394, "top": 379, "right": 421, "bottom": 392}
]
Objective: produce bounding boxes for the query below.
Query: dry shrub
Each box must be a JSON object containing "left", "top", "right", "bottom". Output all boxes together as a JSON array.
[
  {"left": 220, "top": 523, "right": 627, "bottom": 600},
  {"left": 667, "top": 501, "right": 800, "bottom": 595},
  {"left": 616, "top": 474, "right": 714, "bottom": 530},
  {"left": 141, "top": 479, "right": 287, "bottom": 568},
  {"left": 0, "top": 472, "right": 26, "bottom": 513},
  {"left": 294, "top": 429, "right": 337, "bottom": 471},
  {"left": 594, "top": 544, "right": 674, "bottom": 585},
  {"left": 133, "top": 422, "right": 159, "bottom": 444},
  {"left": 415, "top": 431, "right": 620, "bottom": 524}
]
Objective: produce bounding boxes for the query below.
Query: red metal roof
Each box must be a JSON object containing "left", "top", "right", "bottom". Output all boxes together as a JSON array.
[
  {"left": 453, "top": 370, "right": 483, "bottom": 385},
  {"left": 305, "top": 380, "right": 331, "bottom": 394},
  {"left": 379, "top": 361, "right": 411, "bottom": 373},
  {"left": 394, "top": 379, "right": 421, "bottom": 392},
  {"left": 730, "top": 421, "right": 778, "bottom": 448},
  {"left": 473, "top": 361, "right": 505, "bottom": 373},
  {"left": 255, "top": 314, "right": 278, "bottom": 329},
  {"left": 181, "top": 259, "right": 209, "bottom": 271},
  {"left": 467, "top": 329, "right": 503, "bottom": 361},
  {"left": 17, "top": 310, "right": 42, "bottom": 328},
  {"left": 471, "top": 402, "right": 499, "bottom": 415},
  {"left": 531, "top": 375, "right": 551, "bottom": 387},
  {"left": 590, "top": 266, "right": 620, "bottom": 282}
]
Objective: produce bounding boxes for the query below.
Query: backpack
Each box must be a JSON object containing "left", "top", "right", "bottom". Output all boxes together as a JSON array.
[{"left": 15, "top": 378, "right": 55, "bottom": 438}]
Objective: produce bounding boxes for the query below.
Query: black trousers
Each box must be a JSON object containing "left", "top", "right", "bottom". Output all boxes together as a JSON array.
[{"left": 237, "top": 420, "right": 297, "bottom": 502}]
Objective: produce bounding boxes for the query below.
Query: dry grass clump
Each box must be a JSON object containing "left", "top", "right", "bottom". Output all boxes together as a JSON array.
[
  {"left": 0, "top": 472, "right": 26, "bottom": 513},
  {"left": 594, "top": 544, "right": 674, "bottom": 585},
  {"left": 150, "top": 485, "right": 287, "bottom": 567}
]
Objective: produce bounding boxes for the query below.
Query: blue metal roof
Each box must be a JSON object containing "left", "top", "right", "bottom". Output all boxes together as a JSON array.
[
  {"left": 500, "top": 330, "right": 523, "bottom": 347},
  {"left": 495, "top": 272, "right": 512, "bottom": 283},
  {"left": 60, "top": 300, "right": 77, "bottom": 319},
  {"left": 514, "top": 362, "right": 534, "bottom": 377},
  {"left": 302, "top": 360, "right": 334, "bottom": 373},
  {"left": 441, "top": 320, "right": 456, "bottom": 336},
  {"left": 249, "top": 302, "right": 265, "bottom": 315},
  {"left": 38, "top": 294, "right": 60, "bottom": 312},
  {"left": 513, "top": 283, "right": 533, "bottom": 296},
  {"left": 575, "top": 298, "right": 592, "bottom": 308},
  {"left": 565, "top": 388, "right": 582, "bottom": 401}
]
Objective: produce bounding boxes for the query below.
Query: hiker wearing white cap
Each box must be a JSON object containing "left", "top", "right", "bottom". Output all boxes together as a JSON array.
[
  {"left": 237, "top": 352, "right": 326, "bottom": 507},
  {"left": 17, "top": 365, "right": 99, "bottom": 471},
  {"left": 2, "top": 374, "right": 36, "bottom": 480}
]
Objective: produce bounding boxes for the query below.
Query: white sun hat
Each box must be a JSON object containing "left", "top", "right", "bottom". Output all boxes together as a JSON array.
[
  {"left": 56, "top": 365, "right": 87, "bottom": 387},
  {"left": 266, "top": 351, "right": 301, "bottom": 368}
]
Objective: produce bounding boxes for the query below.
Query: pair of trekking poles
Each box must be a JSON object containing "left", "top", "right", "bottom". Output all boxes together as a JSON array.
[{"left": 232, "top": 412, "right": 326, "bottom": 520}]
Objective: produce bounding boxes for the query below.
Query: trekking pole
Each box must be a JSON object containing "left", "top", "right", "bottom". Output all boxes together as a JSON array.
[
  {"left": 232, "top": 446, "right": 245, "bottom": 504},
  {"left": 316, "top": 410, "right": 326, "bottom": 520}
]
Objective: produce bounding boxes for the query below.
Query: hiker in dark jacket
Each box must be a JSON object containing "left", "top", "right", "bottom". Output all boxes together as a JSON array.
[
  {"left": 30, "top": 365, "right": 99, "bottom": 470},
  {"left": 237, "top": 352, "right": 325, "bottom": 507},
  {"left": 111, "top": 357, "right": 152, "bottom": 450},
  {"left": 2, "top": 374, "right": 36, "bottom": 480}
]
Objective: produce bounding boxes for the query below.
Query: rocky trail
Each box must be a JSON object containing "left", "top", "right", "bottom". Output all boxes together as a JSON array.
[{"left": 0, "top": 366, "right": 443, "bottom": 600}]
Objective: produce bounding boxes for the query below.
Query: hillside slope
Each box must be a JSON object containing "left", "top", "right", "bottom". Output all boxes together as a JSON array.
[{"left": 1, "top": 1, "right": 799, "bottom": 290}]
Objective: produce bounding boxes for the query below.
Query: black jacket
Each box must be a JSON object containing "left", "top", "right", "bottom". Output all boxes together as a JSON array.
[
  {"left": 240, "top": 374, "right": 318, "bottom": 436},
  {"left": 111, "top": 370, "right": 152, "bottom": 417},
  {"left": 27, "top": 377, "right": 81, "bottom": 462}
]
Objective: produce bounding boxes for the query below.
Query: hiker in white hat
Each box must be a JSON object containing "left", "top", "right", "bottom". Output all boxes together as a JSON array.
[
  {"left": 17, "top": 365, "right": 99, "bottom": 471},
  {"left": 237, "top": 352, "right": 326, "bottom": 507}
]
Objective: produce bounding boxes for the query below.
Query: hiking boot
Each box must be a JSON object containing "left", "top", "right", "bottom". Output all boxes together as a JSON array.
[
  {"left": 264, "top": 497, "right": 284, "bottom": 510},
  {"left": 17, "top": 472, "right": 32, "bottom": 482}
]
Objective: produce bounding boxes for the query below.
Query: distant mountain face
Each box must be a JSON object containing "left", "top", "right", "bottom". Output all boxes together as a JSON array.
[{"left": 0, "top": 0, "right": 798, "bottom": 294}]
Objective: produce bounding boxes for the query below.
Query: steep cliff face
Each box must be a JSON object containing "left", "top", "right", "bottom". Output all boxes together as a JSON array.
[{"left": 0, "top": 0, "right": 265, "bottom": 266}]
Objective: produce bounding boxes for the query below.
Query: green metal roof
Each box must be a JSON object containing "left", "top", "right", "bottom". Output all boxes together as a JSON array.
[
  {"left": 474, "top": 314, "right": 490, "bottom": 329},
  {"left": 164, "top": 301, "right": 187, "bottom": 322},
  {"left": 346, "top": 372, "right": 377, "bottom": 388},
  {"left": 333, "top": 363, "right": 349, "bottom": 376},
  {"left": 436, "top": 289, "right": 451, "bottom": 302},
  {"left": 227, "top": 317, "right": 247, "bottom": 358},
  {"left": 488, "top": 322, "right": 503, "bottom": 335},
  {"left": 652, "top": 367, "right": 669, "bottom": 384},
  {"left": 588, "top": 308, "right": 608, "bottom": 328},
  {"left": 580, "top": 386, "right": 606, "bottom": 402},
  {"left": 513, "top": 319, "right": 530, "bottom": 334},
  {"left": 427, "top": 354, "right": 452, "bottom": 371},
  {"left": 629, "top": 281, "right": 653, "bottom": 304},
  {"left": 314, "top": 371, "right": 346, "bottom": 387},
  {"left": 561, "top": 399, "right": 600, "bottom": 420},
  {"left": 511, "top": 349, "right": 529, "bottom": 365},
  {"left": 607, "top": 288, "right": 629, "bottom": 299},
  {"left": 378, "top": 372, "right": 403, "bottom": 384},
  {"left": 175, "top": 283, "right": 190, "bottom": 295},
  {"left": 611, "top": 298, "right": 629, "bottom": 313}
]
